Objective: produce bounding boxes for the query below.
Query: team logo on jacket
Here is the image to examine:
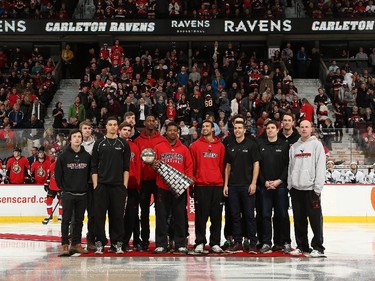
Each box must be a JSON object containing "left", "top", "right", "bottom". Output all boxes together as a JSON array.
[
  {"left": 12, "top": 162, "right": 21, "bottom": 174},
  {"left": 160, "top": 152, "right": 183, "bottom": 164},
  {"left": 130, "top": 152, "right": 135, "bottom": 161},
  {"left": 203, "top": 152, "right": 218, "bottom": 158},
  {"left": 295, "top": 149, "right": 311, "bottom": 158},
  {"left": 38, "top": 166, "right": 46, "bottom": 177}
]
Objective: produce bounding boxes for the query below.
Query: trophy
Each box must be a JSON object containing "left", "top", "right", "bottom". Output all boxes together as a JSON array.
[{"left": 140, "top": 148, "right": 193, "bottom": 198}]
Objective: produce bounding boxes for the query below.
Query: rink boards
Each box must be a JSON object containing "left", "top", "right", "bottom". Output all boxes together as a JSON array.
[{"left": 0, "top": 184, "right": 374, "bottom": 223}]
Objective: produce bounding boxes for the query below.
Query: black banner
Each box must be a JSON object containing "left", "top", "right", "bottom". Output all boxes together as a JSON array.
[{"left": 1, "top": 18, "right": 374, "bottom": 35}]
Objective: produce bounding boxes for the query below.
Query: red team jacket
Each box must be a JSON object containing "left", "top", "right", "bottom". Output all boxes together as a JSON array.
[
  {"left": 48, "top": 161, "right": 60, "bottom": 191},
  {"left": 127, "top": 139, "right": 141, "bottom": 190},
  {"left": 6, "top": 156, "right": 30, "bottom": 184},
  {"left": 134, "top": 131, "right": 165, "bottom": 181},
  {"left": 154, "top": 138, "right": 193, "bottom": 191},
  {"left": 31, "top": 160, "right": 51, "bottom": 185},
  {"left": 189, "top": 136, "right": 225, "bottom": 186}
]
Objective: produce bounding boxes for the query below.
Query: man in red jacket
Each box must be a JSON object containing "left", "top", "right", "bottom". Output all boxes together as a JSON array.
[
  {"left": 190, "top": 120, "right": 225, "bottom": 254},
  {"left": 31, "top": 149, "right": 51, "bottom": 185},
  {"left": 134, "top": 114, "right": 165, "bottom": 251},
  {"left": 153, "top": 122, "right": 193, "bottom": 254},
  {"left": 119, "top": 122, "right": 141, "bottom": 252}
]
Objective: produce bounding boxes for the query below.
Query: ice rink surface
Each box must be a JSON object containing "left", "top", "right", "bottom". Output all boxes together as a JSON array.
[{"left": 0, "top": 222, "right": 374, "bottom": 281}]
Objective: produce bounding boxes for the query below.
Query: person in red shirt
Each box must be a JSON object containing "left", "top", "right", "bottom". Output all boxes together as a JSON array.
[
  {"left": 300, "top": 98, "right": 315, "bottom": 124},
  {"left": 166, "top": 99, "right": 176, "bottom": 121},
  {"left": 31, "top": 148, "right": 51, "bottom": 185},
  {"left": 190, "top": 120, "right": 225, "bottom": 254},
  {"left": 119, "top": 122, "right": 141, "bottom": 252},
  {"left": 153, "top": 122, "right": 193, "bottom": 254},
  {"left": 134, "top": 114, "right": 165, "bottom": 251},
  {"left": 42, "top": 152, "right": 63, "bottom": 224},
  {"left": 6, "top": 147, "right": 31, "bottom": 184}
]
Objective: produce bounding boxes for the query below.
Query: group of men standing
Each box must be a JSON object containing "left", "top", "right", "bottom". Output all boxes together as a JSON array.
[{"left": 36, "top": 110, "right": 326, "bottom": 257}]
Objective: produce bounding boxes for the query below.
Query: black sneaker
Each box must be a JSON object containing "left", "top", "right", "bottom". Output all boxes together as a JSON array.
[
  {"left": 221, "top": 238, "right": 233, "bottom": 251},
  {"left": 272, "top": 244, "right": 283, "bottom": 252},
  {"left": 227, "top": 242, "right": 243, "bottom": 253},
  {"left": 122, "top": 243, "right": 133, "bottom": 252},
  {"left": 248, "top": 244, "right": 258, "bottom": 254},
  {"left": 141, "top": 243, "right": 149, "bottom": 251},
  {"left": 133, "top": 243, "right": 143, "bottom": 252}
]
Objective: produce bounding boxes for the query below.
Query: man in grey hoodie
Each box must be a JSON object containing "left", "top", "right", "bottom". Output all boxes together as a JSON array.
[{"left": 287, "top": 120, "right": 326, "bottom": 258}]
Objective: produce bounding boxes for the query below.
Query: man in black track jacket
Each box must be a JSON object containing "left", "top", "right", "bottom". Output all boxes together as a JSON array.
[{"left": 91, "top": 116, "right": 130, "bottom": 254}]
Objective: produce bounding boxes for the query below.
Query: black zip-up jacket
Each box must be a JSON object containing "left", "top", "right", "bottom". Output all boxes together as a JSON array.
[
  {"left": 257, "top": 137, "right": 289, "bottom": 187},
  {"left": 91, "top": 136, "right": 130, "bottom": 186},
  {"left": 55, "top": 146, "right": 91, "bottom": 193}
]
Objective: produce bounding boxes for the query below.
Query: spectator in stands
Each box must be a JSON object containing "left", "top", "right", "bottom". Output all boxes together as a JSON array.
[
  {"left": 68, "top": 96, "right": 86, "bottom": 125},
  {"left": 52, "top": 102, "right": 64, "bottom": 129},
  {"left": 296, "top": 47, "right": 308, "bottom": 78},
  {"left": 8, "top": 102, "right": 24, "bottom": 129},
  {"left": 300, "top": 98, "right": 315, "bottom": 124},
  {"left": 61, "top": 44, "right": 74, "bottom": 79},
  {"left": 344, "top": 162, "right": 366, "bottom": 184},
  {"left": 328, "top": 60, "right": 339, "bottom": 73},
  {"left": 281, "top": 43, "right": 293, "bottom": 77},
  {"left": 27, "top": 97, "right": 45, "bottom": 124},
  {"left": 355, "top": 47, "right": 369, "bottom": 72}
]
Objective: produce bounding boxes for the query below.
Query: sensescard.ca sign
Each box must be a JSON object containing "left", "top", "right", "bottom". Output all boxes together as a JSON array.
[{"left": 1, "top": 19, "right": 375, "bottom": 35}]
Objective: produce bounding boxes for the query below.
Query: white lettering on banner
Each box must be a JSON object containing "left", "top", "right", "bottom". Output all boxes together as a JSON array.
[
  {"left": 312, "top": 20, "right": 374, "bottom": 31},
  {"left": 224, "top": 20, "right": 292, "bottom": 33},
  {"left": 189, "top": 196, "right": 195, "bottom": 214},
  {"left": 45, "top": 22, "right": 107, "bottom": 32},
  {"left": 109, "top": 22, "right": 155, "bottom": 32},
  {"left": 171, "top": 20, "right": 210, "bottom": 28},
  {"left": 0, "top": 20, "right": 26, "bottom": 32}
]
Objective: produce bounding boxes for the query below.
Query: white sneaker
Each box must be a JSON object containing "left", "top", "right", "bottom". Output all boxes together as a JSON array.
[
  {"left": 310, "top": 249, "right": 326, "bottom": 258},
  {"left": 194, "top": 244, "right": 204, "bottom": 253},
  {"left": 210, "top": 245, "right": 224, "bottom": 253},
  {"left": 290, "top": 248, "right": 303, "bottom": 256},
  {"left": 283, "top": 243, "right": 292, "bottom": 254},
  {"left": 95, "top": 241, "right": 104, "bottom": 254}
]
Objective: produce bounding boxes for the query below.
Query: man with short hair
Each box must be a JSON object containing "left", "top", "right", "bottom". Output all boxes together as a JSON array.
[
  {"left": 79, "top": 120, "right": 96, "bottom": 251},
  {"left": 223, "top": 120, "right": 260, "bottom": 253},
  {"left": 91, "top": 117, "right": 131, "bottom": 254},
  {"left": 153, "top": 122, "right": 193, "bottom": 254},
  {"left": 257, "top": 121, "right": 291, "bottom": 254},
  {"left": 279, "top": 113, "right": 301, "bottom": 145},
  {"left": 134, "top": 114, "right": 165, "bottom": 251},
  {"left": 55, "top": 129, "right": 91, "bottom": 255},
  {"left": 288, "top": 120, "right": 326, "bottom": 257},
  {"left": 190, "top": 120, "right": 225, "bottom": 254},
  {"left": 119, "top": 122, "right": 141, "bottom": 252}
]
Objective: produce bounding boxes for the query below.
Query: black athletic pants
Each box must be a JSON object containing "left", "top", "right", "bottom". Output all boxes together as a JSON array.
[
  {"left": 194, "top": 186, "right": 222, "bottom": 246},
  {"left": 94, "top": 184, "right": 127, "bottom": 245},
  {"left": 290, "top": 188, "right": 325, "bottom": 253},
  {"left": 61, "top": 192, "right": 87, "bottom": 245},
  {"left": 123, "top": 188, "right": 140, "bottom": 244},
  {"left": 139, "top": 180, "right": 158, "bottom": 246},
  {"left": 155, "top": 188, "right": 187, "bottom": 249}
]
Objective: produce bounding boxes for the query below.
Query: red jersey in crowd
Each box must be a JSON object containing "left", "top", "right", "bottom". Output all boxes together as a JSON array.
[
  {"left": 126, "top": 139, "right": 141, "bottom": 190},
  {"left": 134, "top": 131, "right": 165, "bottom": 181},
  {"left": 6, "top": 156, "right": 30, "bottom": 184},
  {"left": 31, "top": 159, "right": 51, "bottom": 184},
  {"left": 48, "top": 161, "right": 60, "bottom": 191},
  {"left": 189, "top": 135, "right": 225, "bottom": 186},
  {"left": 154, "top": 138, "right": 193, "bottom": 191}
]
